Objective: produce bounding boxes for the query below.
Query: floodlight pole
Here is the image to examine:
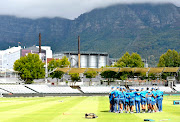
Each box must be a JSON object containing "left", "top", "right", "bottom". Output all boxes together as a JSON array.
[{"left": 45, "top": 56, "right": 48, "bottom": 83}]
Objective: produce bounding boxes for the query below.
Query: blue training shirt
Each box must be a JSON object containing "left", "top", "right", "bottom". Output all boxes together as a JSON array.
[
  {"left": 109, "top": 91, "right": 114, "bottom": 100},
  {"left": 140, "top": 91, "right": 147, "bottom": 100},
  {"left": 135, "top": 91, "right": 141, "bottom": 101},
  {"left": 113, "top": 90, "right": 119, "bottom": 98},
  {"left": 129, "top": 92, "right": 135, "bottom": 101},
  {"left": 147, "top": 91, "right": 152, "bottom": 100},
  {"left": 151, "top": 90, "right": 157, "bottom": 101},
  {"left": 119, "top": 91, "right": 125, "bottom": 99},
  {"left": 125, "top": 92, "right": 130, "bottom": 102}
]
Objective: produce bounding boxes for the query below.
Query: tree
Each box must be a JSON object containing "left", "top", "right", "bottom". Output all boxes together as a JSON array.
[
  {"left": 48, "top": 56, "right": 70, "bottom": 85},
  {"left": 116, "top": 71, "right": 133, "bottom": 87},
  {"left": 148, "top": 73, "right": 158, "bottom": 85},
  {"left": 13, "top": 53, "right": 45, "bottom": 84},
  {"left": 69, "top": 73, "right": 80, "bottom": 86},
  {"left": 148, "top": 73, "right": 157, "bottom": 80},
  {"left": 114, "top": 52, "right": 144, "bottom": 67},
  {"left": 84, "top": 71, "right": 97, "bottom": 86},
  {"left": 158, "top": 49, "right": 180, "bottom": 67},
  {"left": 100, "top": 70, "right": 117, "bottom": 85}
]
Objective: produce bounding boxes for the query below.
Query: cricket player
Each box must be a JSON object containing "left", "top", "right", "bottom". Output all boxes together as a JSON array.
[
  {"left": 146, "top": 88, "right": 152, "bottom": 113},
  {"left": 129, "top": 89, "right": 135, "bottom": 113},
  {"left": 119, "top": 88, "right": 125, "bottom": 113},
  {"left": 125, "top": 90, "right": 130, "bottom": 113},
  {"left": 140, "top": 88, "right": 147, "bottom": 113},
  {"left": 122, "top": 88, "right": 127, "bottom": 111},
  {"left": 135, "top": 89, "right": 141, "bottom": 113},
  {"left": 160, "top": 89, "right": 163, "bottom": 112},
  {"left": 109, "top": 87, "right": 114, "bottom": 112},
  {"left": 113, "top": 87, "right": 120, "bottom": 113},
  {"left": 156, "top": 88, "right": 163, "bottom": 112},
  {"left": 151, "top": 88, "right": 157, "bottom": 113}
]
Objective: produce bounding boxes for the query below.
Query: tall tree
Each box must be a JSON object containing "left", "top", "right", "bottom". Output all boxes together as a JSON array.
[
  {"left": 69, "top": 73, "right": 80, "bottom": 86},
  {"left": 158, "top": 49, "right": 180, "bottom": 67},
  {"left": 114, "top": 52, "right": 144, "bottom": 67},
  {"left": 100, "top": 70, "right": 117, "bottom": 85},
  {"left": 14, "top": 53, "right": 45, "bottom": 84},
  {"left": 84, "top": 71, "right": 97, "bottom": 86},
  {"left": 48, "top": 56, "right": 70, "bottom": 85}
]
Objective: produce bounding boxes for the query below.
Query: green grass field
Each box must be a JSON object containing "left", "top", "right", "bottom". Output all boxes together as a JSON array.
[{"left": 0, "top": 96, "right": 179, "bottom": 122}]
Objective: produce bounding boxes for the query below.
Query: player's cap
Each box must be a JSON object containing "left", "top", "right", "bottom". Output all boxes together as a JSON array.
[
  {"left": 127, "top": 90, "right": 130, "bottom": 92},
  {"left": 141, "top": 88, "right": 144, "bottom": 89},
  {"left": 152, "top": 88, "right": 154, "bottom": 90},
  {"left": 120, "top": 87, "right": 122, "bottom": 90},
  {"left": 130, "top": 89, "right": 134, "bottom": 91},
  {"left": 111, "top": 87, "right": 114, "bottom": 89},
  {"left": 117, "top": 87, "right": 120, "bottom": 89}
]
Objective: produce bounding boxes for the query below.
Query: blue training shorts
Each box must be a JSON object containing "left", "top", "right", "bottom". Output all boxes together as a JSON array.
[
  {"left": 125, "top": 101, "right": 129, "bottom": 106},
  {"left": 147, "top": 99, "right": 151, "bottom": 105},
  {"left": 110, "top": 99, "right": 114, "bottom": 104},
  {"left": 151, "top": 100, "right": 155, "bottom": 105},
  {"left": 120, "top": 99, "right": 125, "bottom": 104},
  {"left": 141, "top": 99, "right": 146, "bottom": 105},
  {"left": 129, "top": 100, "right": 135, "bottom": 106}
]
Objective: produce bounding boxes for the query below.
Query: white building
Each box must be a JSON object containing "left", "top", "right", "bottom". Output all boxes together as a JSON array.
[
  {"left": 0, "top": 46, "right": 22, "bottom": 71},
  {"left": 0, "top": 45, "right": 52, "bottom": 71},
  {"left": 36, "top": 46, "right": 52, "bottom": 59}
]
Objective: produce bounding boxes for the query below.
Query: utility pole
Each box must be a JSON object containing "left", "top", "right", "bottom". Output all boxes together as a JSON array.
[{"left": 78, "top": 36, "right": 81, "bottom": 68}]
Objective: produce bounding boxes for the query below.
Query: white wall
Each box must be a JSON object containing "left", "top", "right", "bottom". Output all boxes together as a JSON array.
[
  {"left": 0, "top": 46, "right": 21, "bottom": 71},
  {"left": 36, "top": 46, "right": 53, "bottom": 58}
]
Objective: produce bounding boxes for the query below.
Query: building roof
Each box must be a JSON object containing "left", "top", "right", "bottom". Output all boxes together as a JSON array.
[
  {"left": 134, "top": 68, "right": 149, "bottom": 73},
  {"left": 55, "top": 67, "right": 180, "bottom": 74},
  {"left": 163, "top": 67, "right": 180, "bottom": 73},
  {"left": 148, "top": 67, "right": 164, "bottom": 74},
  {"left": 54, "top": 51, "right": 108, "bottom": 55},
  {"left": 23, "top": 45, "right": 45, "bottom": 52},
  {"left": 120, "top": 68, "right": 136, "bottom": 72}
]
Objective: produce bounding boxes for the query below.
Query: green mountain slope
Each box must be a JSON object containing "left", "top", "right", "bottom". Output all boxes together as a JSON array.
[{"left": 0, "top": 3, "right": 179, "bottom": 66}]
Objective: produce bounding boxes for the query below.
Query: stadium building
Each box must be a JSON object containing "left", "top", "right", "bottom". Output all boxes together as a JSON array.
[
  {"left": 0, "top": 46, "right": 22, "bottom": 70},
  {"left": 0, "top": 45, "right": 52, "bottom": 71},
  {"left": 53, "top": 51, "right": 109, "bottom": 68},
  {"left": 0, "top": 45, "right": 52, "bottom": 84}
]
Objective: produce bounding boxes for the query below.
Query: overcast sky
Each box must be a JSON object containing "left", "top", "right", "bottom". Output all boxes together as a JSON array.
[{"left": 0, "top": 0, "right": 179, "bottom": 20}]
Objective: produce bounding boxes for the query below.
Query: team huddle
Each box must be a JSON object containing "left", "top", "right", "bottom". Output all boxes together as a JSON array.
[{"left": 109, "top": 87, "right": 163, "bottom": 113}]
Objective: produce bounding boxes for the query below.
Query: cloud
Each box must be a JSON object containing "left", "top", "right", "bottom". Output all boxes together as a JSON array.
[{"left": 0, "top": 0, "right": 179, "bottom": 19}]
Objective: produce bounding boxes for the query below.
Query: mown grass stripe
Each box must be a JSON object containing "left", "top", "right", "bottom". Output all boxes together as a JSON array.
[
  {"left": 56, "top": 96, "right": 100, "bottom": 122},
  {"left": 0, "top": 96, "right": 179, "bottom": 122},
  {"left": 0, "top": 97, "right": 71, "bottom": 122},
  {"left": 0, "top": 97, "right": 63, "bottom": 112},
  {"left": 5, "top": 97, "right": 87, "bottom": 122}
]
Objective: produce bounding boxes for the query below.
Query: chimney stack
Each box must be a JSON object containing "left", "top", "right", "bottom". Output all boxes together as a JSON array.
[
  {"left": 39, "top": 33, "right": 41, "bottom": 53},
  {"left": 78, "top": 36, "right": 80, "bottom": 68}
]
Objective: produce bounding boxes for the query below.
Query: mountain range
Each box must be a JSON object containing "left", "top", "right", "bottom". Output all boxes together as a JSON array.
[{"left": 0, "top": 3, "right": 179, "bottom": 66}]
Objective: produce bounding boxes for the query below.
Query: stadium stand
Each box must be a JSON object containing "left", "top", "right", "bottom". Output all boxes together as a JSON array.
[
  {"left": 81, "top": 86, "right": 110, "bottom": 93},
  {"left": 158, "top": 86, "right": 174, "bottom": 92},
  {"left": 0, "top": 85, "right": 36, "bottom": 94},
  {"left": 129, "top": 86, "right": 173, "bottom": 92},
  {"left": 0, "top": 78, "right": 18, "bottom": 84},
  {"left": 0, "top": 84, "right": 177, "bottom": 96},
  {"left": 174, "top": 84, "right": 180, "bottom": 92},
  {"left": 0, "top": 88, "right": 9, "bottom": 94},
  {"left": 26, "top": 85, "right": 81, "bottom": 94},
  {"left": 80, "top": 86, "right": 124, "bottom": 93}
]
